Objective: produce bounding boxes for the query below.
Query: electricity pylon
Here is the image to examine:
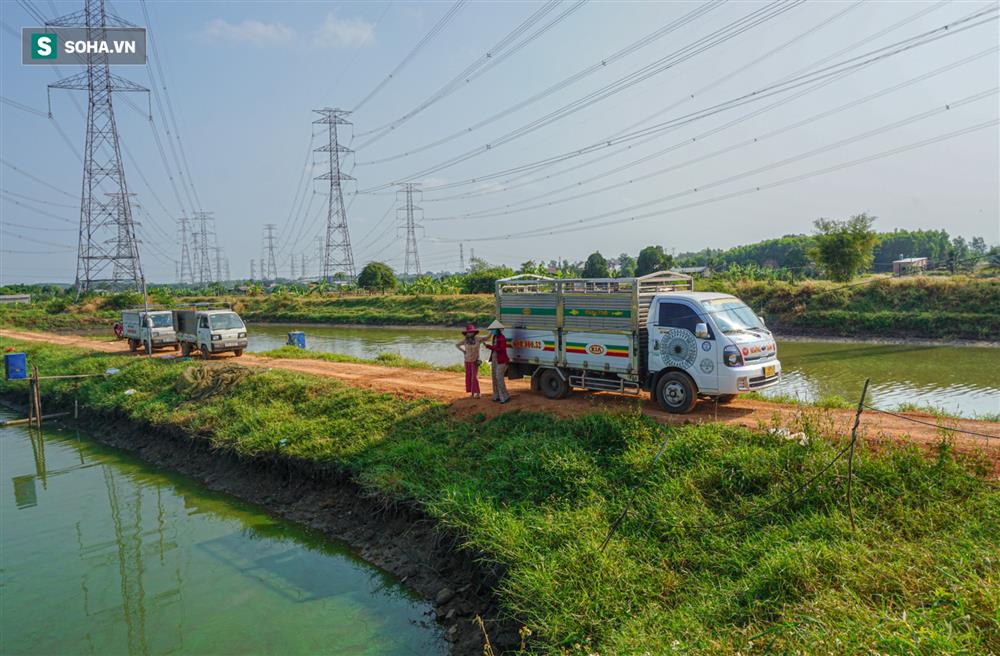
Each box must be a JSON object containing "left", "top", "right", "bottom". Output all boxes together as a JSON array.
[
  {"left": 313, "top": 108, "right": 356, "bottom": 281},
  {"left": 177, "top": 217, "right": 193, "bottom": 283},
  {"left": 193, "top": 211, "right": 214, "bottom": 284},
  {"left": 262, "top": 224, "right": 278, "bottom": 281},
  {"left": 397, "top": 183, "right": 423, "bottom": 276},
  {"left": 47, "top": 0, "right": 149, "bottom": 295}
]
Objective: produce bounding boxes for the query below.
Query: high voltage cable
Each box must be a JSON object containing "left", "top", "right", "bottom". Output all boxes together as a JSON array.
[
  {"left": 405, "top": 6, "right": 997, "bottom": 196},
  {"left": 434, "top": 118, "right": 998, "bottom": 243},
  {"left": 0, "top": 190, "right": 76, "bottom": 209},
  {"left": 356, "top": 0, "right": 718, "bottom": 160},
  {"left": 351, "top": 0, "right": 467, "bottom": 112},
  {"left": 276, "top": 131, "right": 318, "bottom": 255},
  {"left": 0, "top": 193, "right": 76, "bottom": 224},
  {"left": 360, "top": 0, "right": 803, "bottom": 190},
  {"left": 427, "top": 50, "right": 998, "bottom": 221},
  {"left": 0, "top": 160, "right": 77, "bottom": 199},
  {"left": 354, "top": 0, "right": 583, "bottom": 146}
]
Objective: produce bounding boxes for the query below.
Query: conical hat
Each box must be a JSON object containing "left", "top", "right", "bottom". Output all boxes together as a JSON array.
[{"left": 486, "top": 319, "right": 505, "bottom": 330}]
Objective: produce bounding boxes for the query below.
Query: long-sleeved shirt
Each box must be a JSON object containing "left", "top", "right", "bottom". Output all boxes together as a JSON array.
[
  {"left": 455, "top": 337, "right": 482, "bottom": 363},
  {"left": 484, "top": 332, "right": 510, "bottom": 364}
]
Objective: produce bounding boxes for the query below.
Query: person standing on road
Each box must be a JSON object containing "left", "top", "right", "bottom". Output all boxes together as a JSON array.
[
  {"left": 484, "top": 320, "right": 510, "bottom": 404},
  {"left": 456, "top": 324, "right": 482, "bottom": 399}
]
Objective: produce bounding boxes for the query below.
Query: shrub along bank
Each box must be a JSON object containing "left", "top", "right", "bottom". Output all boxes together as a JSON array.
[{"left": 2, "top": 340, "right": 996, "bottom": 655}]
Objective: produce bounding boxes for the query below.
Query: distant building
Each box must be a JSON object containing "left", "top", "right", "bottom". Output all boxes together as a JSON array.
[
  {"left": 892, "top": 257, "right": 928, "bottom": 276},
  {"left": 0, "top": 294, "right": 30, "bottom": 304},
  {"left": 675, "top": 266, "right": 713, "bottom": 278}
]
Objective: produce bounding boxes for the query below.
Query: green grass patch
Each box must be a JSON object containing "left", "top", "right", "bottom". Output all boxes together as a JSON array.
[
  {"left": 2, "top": 340, "right": 997, "bottom": 654},
  {"left": 258, "top": 345, "right": 467, "bottom": 373}
]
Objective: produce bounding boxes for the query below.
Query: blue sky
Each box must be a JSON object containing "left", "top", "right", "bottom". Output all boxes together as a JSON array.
[{"left": 2, "top": 0, "right": 998, "bottom": 283}]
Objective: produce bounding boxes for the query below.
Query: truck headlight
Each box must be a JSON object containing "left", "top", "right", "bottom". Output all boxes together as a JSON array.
[
  {"left": 238, "top": 332, "right": 246, "bottom": 338},
  {"left": 211, "top": 334, "right": 221, "bottom": 341},
  {"left": 723, "top": 345, "right": 744, "bottom": 367}
]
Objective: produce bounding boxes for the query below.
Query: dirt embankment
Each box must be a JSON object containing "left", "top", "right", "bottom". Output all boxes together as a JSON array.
[{"left": 3, "top": 328, "right": 999, "bottom": 475}]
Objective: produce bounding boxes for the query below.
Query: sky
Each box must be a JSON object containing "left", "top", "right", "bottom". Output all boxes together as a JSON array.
[{"left": 1, "top": 0, "right": 998, "bottom": 284}]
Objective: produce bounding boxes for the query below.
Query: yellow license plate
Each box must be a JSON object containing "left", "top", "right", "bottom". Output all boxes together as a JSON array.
[{"left": 763, "top": 365, "right": 776, "bottom": 378}]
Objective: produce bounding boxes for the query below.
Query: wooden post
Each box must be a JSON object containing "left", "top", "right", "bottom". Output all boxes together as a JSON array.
[
  {"left": 31, "top": 366, "right": 43, "bottom": 428},
  {"left": 846, "top": 378, "right": 870, "bottom": 532}
]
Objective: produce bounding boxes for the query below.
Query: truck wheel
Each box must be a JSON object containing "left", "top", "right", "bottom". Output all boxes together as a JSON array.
[
  {"left": 181, "top": 343, "right": 191, "bottom": 357},
  {"left": 128, "top": 339, "right": 137, "bottom": 352},
  {"left": 716, "top": 394, "right": 737, "bottom": 404},
  {"left": 200, "top": 346, "right": 211, "bottom": 360},
  {"left": 538, "top": 369, "right": 569, "bottom": 399},
  {"left": 655, "top": 372, "right": 697, "bottom": 413},
  {"left": 233, "top": 349, "right": 243, "bottom": 357}
]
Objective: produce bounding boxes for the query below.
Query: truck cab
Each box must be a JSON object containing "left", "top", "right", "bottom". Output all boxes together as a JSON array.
[
  {"left": 648, "top": 292, "right": 780, "bottom": 412},
  {"left": 121, "top": 309, "right": 178, "bottom": 354},
  {"left": 173, "top": 309, "right": 248, "bottom": 359}
]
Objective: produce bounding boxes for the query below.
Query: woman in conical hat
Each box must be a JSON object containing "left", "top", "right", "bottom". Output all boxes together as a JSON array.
[
  {"left": 483, "top": 320, "right": 511, "bottom": 403},
  {"left": 455, "top": 323, "right": 483, "bottom": 399}
]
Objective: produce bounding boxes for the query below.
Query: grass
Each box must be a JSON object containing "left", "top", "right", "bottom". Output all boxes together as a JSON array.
[
  {"left": 257, "top": 345, "right": 468, "bottom": 373},
  {"left": 2, "top": 339, "right": 997, "bottom": 655}
]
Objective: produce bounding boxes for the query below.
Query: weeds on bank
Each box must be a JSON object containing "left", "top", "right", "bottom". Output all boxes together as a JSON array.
[{"left": 2, "top": 339, "right": 997, "bottom": 655}]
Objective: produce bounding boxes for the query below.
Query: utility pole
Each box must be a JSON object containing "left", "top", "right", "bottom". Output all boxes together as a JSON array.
[
  {"left": 177, "top": 216, "right": 193, "bottom": 283},
  {"left": 48, "top": 0, "right": 150, "bottom": 296},
  {"left": 262, "top": 224, "right": 278, "bottom": 282},
  {"left": 313, "top": 108, "right": 356, "bottom": 282},
  {"left": 397, "top": 183, "right": 422, "bottom": 277},
  {"left": 193, "top": 211, "right": 214, "bottom": 284},
  {"left": 460, "top": 243, "right": 465, "bottom": 272}
]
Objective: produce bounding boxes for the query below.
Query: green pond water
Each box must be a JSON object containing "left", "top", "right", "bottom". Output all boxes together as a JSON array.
[
  {"left": 248, "top": 324, "right": 999, "bottom": 418},
  {"left": 0, "top": 413, "right": 446, "bottom": 655}
]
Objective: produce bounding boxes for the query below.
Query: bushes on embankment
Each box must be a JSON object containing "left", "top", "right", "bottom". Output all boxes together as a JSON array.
[
  {"left": 2, "top": 340, "right": 997, "bottom": 655},
  {"left": 700, "top": 275, "right": 1000, "bottom": 339}
]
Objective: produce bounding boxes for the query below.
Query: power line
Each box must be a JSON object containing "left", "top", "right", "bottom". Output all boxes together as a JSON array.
[
  {"left": 351, "top": 0, "right": 467, "bottom": 112},
  {"left": 1, "top": 159, "right": 77, "bottom": 199}
]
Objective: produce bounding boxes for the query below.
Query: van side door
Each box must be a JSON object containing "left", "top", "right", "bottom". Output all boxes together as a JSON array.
[
  {"left": 653, "top": 300, "right": 718, "bottom": 393},
  {"left": 198, "top": 315, "right": 210, "bottom": 346}
]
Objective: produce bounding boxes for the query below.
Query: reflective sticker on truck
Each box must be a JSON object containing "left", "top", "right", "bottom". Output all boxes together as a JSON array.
[
  {"left": 567, "top": 342, "right": 629, "bottom": 357},
  {"left": 565, "top": 308, "right": 631, "bottom": 318}
]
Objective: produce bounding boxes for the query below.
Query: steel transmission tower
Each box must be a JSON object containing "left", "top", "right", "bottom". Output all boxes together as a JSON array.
[
  {"left": 396, "top": 183, "right": 423, "bottom": 276},
  {"left": 193, "top": 211, "right": 214, "bottom": 284},
  {"left": 177, "top": 217, "right": 194, "bottom": 283},
  {"left": 300, "top": 253, "right": 306, "bottom": 281},
  {"left": 48, "top": 0, "right": 149, "bottom": 294},
  {"left": 313, "top": 108, "right": 356, "bottom": 281},
  {"left": 460, "top": 243, "right": 465, "bottom": 272},
  {"left": 261, "top": 224, "right": 278, "bottom": 281},
  {"left": 250, "top": 259, "right": 255, "bottom": 281}
]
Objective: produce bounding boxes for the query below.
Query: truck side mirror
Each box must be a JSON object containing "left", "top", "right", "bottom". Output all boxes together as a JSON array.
[
  {"left": 694, "top": 322, "right": 709, "bottom": 339},
  {"left": 758, "top": 315, "right": 766, "bottom": 326}
]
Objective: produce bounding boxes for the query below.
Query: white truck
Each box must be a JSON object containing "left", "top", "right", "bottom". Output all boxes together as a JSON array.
[
  {"left": 121, "top": 309, "right": 178, "bottom": 354},
  {"left": 172, "top": 309, "right": 248, "bottom": 359},
  {"left": 496, "top": 271, "right": 781, "bottom": 413}
]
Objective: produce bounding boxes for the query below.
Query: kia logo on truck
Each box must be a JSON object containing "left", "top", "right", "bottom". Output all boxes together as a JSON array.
[{"left": 587, "top": 344, "right": 606, "bottom": 355}]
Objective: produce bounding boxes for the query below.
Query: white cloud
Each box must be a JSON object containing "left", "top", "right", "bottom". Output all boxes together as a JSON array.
[
  {"left": 202, "top": 18, "right": 295, "bottom": 46},
  {"left": 311, "top": 12, "right": 375, "bottom": 49}
]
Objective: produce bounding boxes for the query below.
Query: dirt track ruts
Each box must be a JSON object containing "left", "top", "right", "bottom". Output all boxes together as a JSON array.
[{"left": 4, "top": 328, "right": 998, "bottom": 475}]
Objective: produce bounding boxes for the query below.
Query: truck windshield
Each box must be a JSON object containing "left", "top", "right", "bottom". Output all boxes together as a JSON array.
[
  {"left": 700, "top": 298, "right": 764, "bottom": 334},
  {"left": 148, "top": 313, "right": 172, "bottom": 328},
  {"left": 209, "top": 313, "right": 244, "bottom": 330}
]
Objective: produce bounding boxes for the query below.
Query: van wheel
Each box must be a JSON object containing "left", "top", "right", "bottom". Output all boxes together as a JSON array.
[
  {"left": 181, "top": 343, "right": 191, "bottom": 357},
  {"left": 716, "top": 394, "right": 737, "bottom": 404},
  {"left": 200, "top": 346, "right": 211, "bottom": 360},
  {"left": 128, "top": 339, "right": 137, "bottom": 352},
  {"left": 538, "top": 369, "right": 569, "bottom": 399},
  {"left": 655, "top": 372, "right": 697, "bottom": 413},
  {"left": 233, "top": 349, "right": 243, "bottom": 357}
]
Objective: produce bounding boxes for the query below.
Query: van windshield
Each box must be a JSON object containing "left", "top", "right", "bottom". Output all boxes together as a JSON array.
[
  {"left": 700, "top": 298, "right": 764, "bottom": 334},
  {"left": 148, "top": 313, "right": 173, "bottom": 328},
  {"left": 209, "top": 313, "right": 244, "bottom": 330}
]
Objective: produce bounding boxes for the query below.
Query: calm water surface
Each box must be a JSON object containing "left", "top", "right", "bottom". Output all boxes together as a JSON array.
[
  {"left": 0, "top": 413, "right": 446, "bottom": 655},
  {"left": 248, "top": 324, "right": 999, "bottom": 417}
]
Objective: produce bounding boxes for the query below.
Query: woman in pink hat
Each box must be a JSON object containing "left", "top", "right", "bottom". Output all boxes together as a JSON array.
[{"left": 455, "top": 324, "right": 483, "bottom": 398}]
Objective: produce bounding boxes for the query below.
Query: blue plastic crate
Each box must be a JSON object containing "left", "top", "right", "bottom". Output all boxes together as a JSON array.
[
  {"left": 4, "top": 352, "right": 27, "bottom": 380},
  {"left": 286, "top": 332, "right": 306, "bottom": 349}
]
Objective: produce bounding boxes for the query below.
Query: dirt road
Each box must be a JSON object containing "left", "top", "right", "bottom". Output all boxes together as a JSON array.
[{"left": 4, "top": 328, "right": 998, "bottom": 474}]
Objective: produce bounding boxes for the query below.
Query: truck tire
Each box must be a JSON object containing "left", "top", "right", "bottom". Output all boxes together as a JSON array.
[
  {"left": 655, "top": 372, "right": 697, "bottom": 413},
  {"left": 128, "top": 339, "right": 137, "bottom": 352},
  {"left": 233, "top": 349, "right": 243, "bottom": 357},
  {"left": 538, "top": 369, "right": 569, "bottom": 400},
  {"left": 200, "top": 346, "right": 211, "bottom": 360},
  {"left": 715, "top": 394, "right": 737, "bottom": 404},
  {"left": 181, "top": 342, "right": 191, "bottom": 357}
]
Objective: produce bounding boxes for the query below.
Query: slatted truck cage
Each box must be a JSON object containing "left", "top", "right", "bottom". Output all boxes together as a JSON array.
[{"left": 496, "top": 271, "right": 694, "bottom": 397}]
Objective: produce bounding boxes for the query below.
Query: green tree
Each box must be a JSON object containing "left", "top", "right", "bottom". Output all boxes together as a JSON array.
[
  {"left": 582, "top": 251, "right": 609, "bottom": 278},
  {"left": 616, "top": 252, "right": 636, "bottom": 277},
  {"left": 810, "top": 213, "right": 879, "bottom": 282},
  {"left": 357, "top": 261, "right": 397, "bottom": 292},
  {"left": 970, "top": 236, "right": 988, "bottom": 257},
  {"left": 461, "top": 265, "right": 514, "bottom": 294},
  {"left": 636, "top": 245, "right": 674, "bottom": 276}
]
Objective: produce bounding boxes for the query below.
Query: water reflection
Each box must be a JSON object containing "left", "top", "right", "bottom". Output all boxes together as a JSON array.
[{"left": 1, "top": 417, "right": 445, "bottom": 656}]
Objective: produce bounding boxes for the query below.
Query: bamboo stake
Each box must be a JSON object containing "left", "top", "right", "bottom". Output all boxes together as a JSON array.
[{"left": 847, "top": 378, "right": 870, "bottom": 532}]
